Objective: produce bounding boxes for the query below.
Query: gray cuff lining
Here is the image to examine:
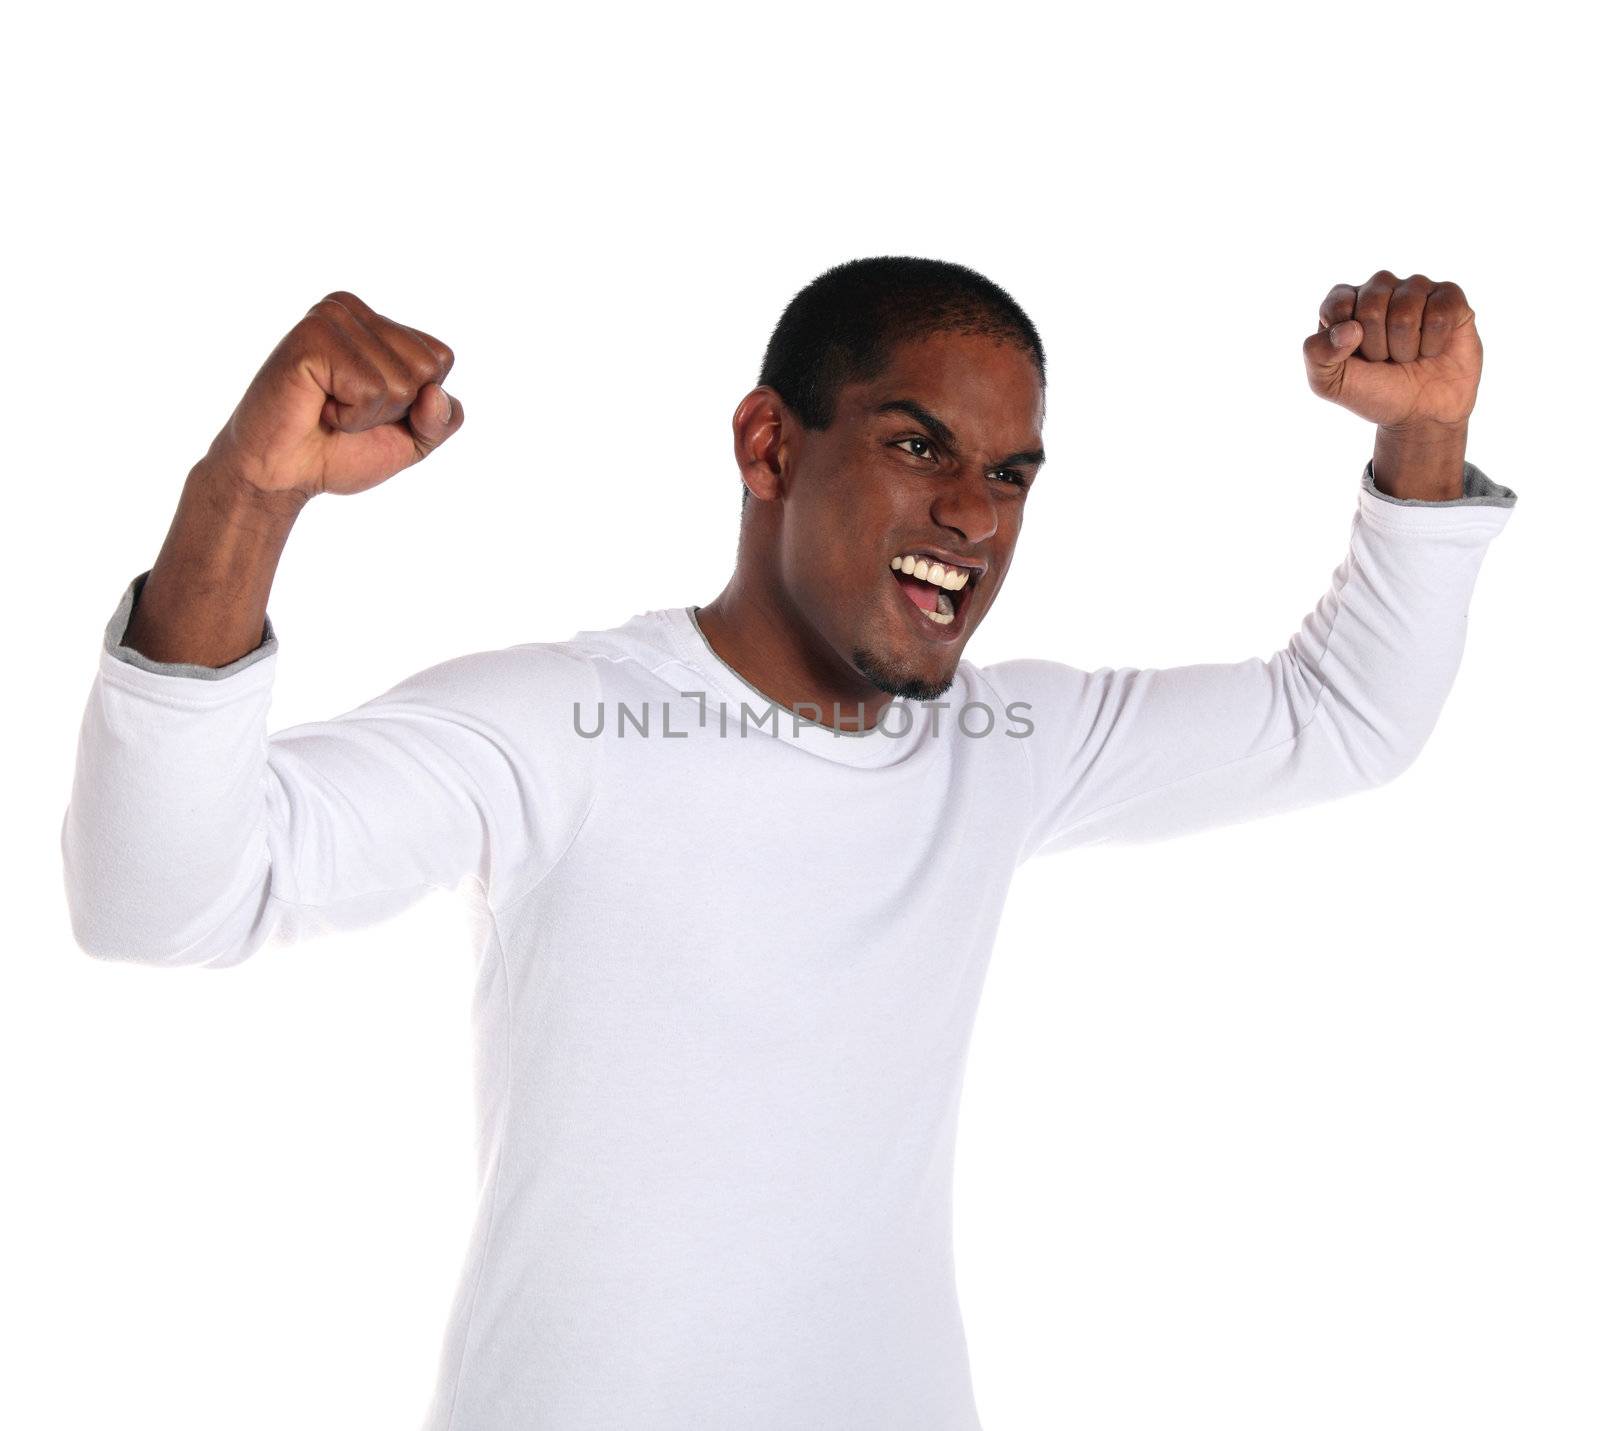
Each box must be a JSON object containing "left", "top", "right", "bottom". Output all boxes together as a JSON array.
[
  {"left": 103, "top": 568, "right": 279, "bottom": 680},
  {"left": 1362, "top": 458, "right": 1518, "bottom": 508}
]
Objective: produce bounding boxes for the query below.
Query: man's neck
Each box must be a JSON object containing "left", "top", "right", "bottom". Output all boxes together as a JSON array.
[{"left": 693, "top": 575, "right": 898, "bottom": 732}]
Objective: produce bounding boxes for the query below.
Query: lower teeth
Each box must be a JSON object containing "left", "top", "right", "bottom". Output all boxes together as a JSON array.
[{"left": 925, "top": 589, "right": 955, "bottom": 625}]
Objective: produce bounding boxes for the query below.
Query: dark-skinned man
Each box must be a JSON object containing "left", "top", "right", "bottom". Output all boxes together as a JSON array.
[{"left": 62, "top": 258, "right": 1516, "bottom": 1430}]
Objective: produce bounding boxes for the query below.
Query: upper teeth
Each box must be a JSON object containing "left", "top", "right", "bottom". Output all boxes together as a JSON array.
[{"left": 890, "top": 555, "right": 972, "bottom": 590}]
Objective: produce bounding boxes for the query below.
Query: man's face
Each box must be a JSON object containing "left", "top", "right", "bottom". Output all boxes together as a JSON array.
[{"left": 775, "top": 330, "right": 1045, "bottom": 700}]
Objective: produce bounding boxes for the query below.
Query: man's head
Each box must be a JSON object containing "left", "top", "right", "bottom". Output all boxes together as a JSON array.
[{"left": 734, "top": 256, "right": 1046, "bottom": 702}]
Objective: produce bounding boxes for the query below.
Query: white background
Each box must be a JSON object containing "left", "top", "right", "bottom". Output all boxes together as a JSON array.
[{"left": 6, "top": 1, "right": 1594, "bottom": 1427}]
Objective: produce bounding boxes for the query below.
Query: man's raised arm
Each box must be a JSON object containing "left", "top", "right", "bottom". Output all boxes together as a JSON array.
[
  {"left": 121, "top": 289, "right": 462, "bottom": 671},
  {"left": 62, "top": 294, "right": 598, "bottom": 966},
  {"left": 981, "top": 272, "right": 1518, "bottom": 862}
]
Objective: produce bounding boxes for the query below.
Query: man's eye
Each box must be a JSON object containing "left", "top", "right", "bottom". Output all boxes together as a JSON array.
[
  {"left": 991, "top": 469, "right": 1026, "bottom": 488},
  {"left": 893, "top": 436, "right": 936, "bottom": 461}
]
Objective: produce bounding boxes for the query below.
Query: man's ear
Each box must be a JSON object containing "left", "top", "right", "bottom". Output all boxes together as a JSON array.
[{"left": 732, "top": 386, "right": 792, "bottom": 505}]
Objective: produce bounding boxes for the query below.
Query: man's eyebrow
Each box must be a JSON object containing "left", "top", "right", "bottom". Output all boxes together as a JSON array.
[
  {"left": 873, "top": 398, "right": 1046, "bottom": 469},
  {"left": 875, "top": 399, "right": 959, "bottom": 451}
]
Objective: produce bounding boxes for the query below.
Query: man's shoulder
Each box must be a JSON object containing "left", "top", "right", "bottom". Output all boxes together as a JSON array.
[
  {"left": 360, "top": 607, "right": 679, "bottom": 709},
  {"left": 543, "top": 605, "right": 696, "bottom": 688},
  {"left": 347, "top": 637, "right": 596, "bottom": 726},
  {"left": 419, "top": 606, "right": 687, "bottom": 708}
]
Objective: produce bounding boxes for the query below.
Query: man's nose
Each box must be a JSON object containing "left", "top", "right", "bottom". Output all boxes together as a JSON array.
[{"left": 929, "top": 465, "right": 1001, "bottom": 545}]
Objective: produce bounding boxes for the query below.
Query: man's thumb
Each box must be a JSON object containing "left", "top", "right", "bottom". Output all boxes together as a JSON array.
[
  {"left": 1303, "top": 320, "right": 1362, "bottom": 396},
  {"left": 407, "top": 381, "right": 461, "bottom": 457}
]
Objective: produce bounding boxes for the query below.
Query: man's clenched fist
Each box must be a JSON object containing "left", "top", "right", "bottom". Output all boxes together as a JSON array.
[
  {"left": 206, "top": 291, "right": 463, "bottom": 501},
  {"left": 1303, "top": 271, "right": 1481, "bottom": 432}
]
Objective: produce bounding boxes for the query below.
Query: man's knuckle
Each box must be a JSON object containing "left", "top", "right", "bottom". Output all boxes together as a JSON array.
[
  {"left": 346, "top": 371, "right": 384, "bottom": 402},
  {"left": 294, "top": 314, "right": 349, "bottom": 362},
  {"left": 307, "top": 300, "right": 354, "bottom": 330}
]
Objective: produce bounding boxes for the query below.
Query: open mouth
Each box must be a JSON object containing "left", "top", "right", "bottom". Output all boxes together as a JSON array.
[{"left": 888, "top": 551, "right": 982, "bottom": 630}]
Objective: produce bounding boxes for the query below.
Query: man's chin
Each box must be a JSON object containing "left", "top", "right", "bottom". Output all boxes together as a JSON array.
[{"left": 850, "top": 643, "right": 957, "bottom": 702}]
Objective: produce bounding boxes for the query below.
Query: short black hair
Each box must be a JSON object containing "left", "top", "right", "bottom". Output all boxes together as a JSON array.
[{"left": 744, "top": 256, "right": 1046, "bottom": 510}]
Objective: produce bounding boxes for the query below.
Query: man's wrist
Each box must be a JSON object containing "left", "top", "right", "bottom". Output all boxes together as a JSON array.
[
  {"left": 1372, "top": 420, "right": 1471, "bottom": 501},
  {"left": 121, "top": 456, "right": 301, "bottom": 668},
  {"left": 193, "top": 451, "right": 313, "bottom": 532}
]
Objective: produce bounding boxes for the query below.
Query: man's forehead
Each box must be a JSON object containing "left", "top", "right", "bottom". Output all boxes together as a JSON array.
[
  {"left": 851, "top": 335, "right": 1043, "bottom": 428},
  {"left": 849, "top": 370, "right": 1044, "bottom": 452}
]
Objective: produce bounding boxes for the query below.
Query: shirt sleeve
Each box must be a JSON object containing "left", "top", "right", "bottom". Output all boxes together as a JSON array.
[
  {"left": 979, "top": 460, "right": 1518, "bottom": 863},
  {"left": 62, "top": 573, "right": 604, "bottom": 967}
]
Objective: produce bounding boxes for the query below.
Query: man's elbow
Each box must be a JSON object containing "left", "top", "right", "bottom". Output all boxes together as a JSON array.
[
  {"left": 62, "top": 885, "right": 168, "bottom": 964},
  {"left": 1371, "top": 730, "right": 1432, "bottom": 789},
  {"left": 1332, "top": 693, "right": 1445, "bottom": 791},
  {"left": 61, "top": 855, "right": 268, "bottom": 969},
  {"left": 59, "top": 807, "right": 272, "bottom": 968},
  {"left": 63, "top": 898, "right": 255, "bottom": 968},
  {"left": 67, "top": 917, "right": 172, "bottom": 966}
]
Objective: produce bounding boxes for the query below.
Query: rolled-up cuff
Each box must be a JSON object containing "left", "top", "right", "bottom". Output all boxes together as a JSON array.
[
  {"left": 103, "top": 568, "right": 279, "bottom": 680},
  {"left": 1361, "top": 458, "right": 1518, "bottom": 508}
]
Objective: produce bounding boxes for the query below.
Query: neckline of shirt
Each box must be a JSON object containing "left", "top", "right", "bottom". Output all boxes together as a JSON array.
[{"left": 649, "top": 605, "right": 931, "bottom": 768}]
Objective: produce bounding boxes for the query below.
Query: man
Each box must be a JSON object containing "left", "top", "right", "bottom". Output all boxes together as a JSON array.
[{"left": 61, "top": 258, "right": 1517, "bottom": 1429}]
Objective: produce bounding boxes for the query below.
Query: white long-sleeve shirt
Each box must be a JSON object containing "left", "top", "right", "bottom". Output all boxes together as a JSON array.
[{"left": 61, "top": 460, "right": 1517, "bottom": 1430}]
